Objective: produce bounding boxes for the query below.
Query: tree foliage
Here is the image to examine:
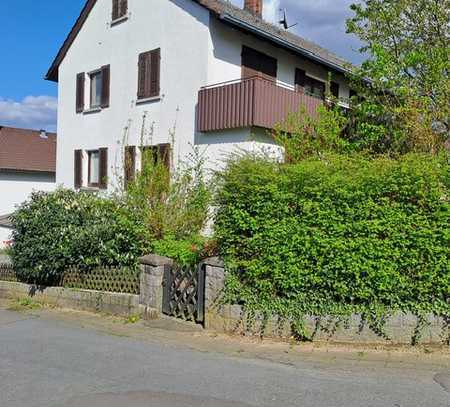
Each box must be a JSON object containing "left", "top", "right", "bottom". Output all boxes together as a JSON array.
[
  {"left": 346, "top": 0, "right": 449, "bottom": 154},
  {"left": 273, "top": 104, "right": 349, "bottom": 162}
]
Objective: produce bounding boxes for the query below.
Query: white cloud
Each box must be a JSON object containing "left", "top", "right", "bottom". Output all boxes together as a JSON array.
[
  {"left": 0, "top": 96, "right": 57, "bottom": 132},
  {"left": 263, "top": 0, "right": 281, "bottom": 24}
]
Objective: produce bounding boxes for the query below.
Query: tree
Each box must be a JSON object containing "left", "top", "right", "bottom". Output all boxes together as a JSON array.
[
  {"left": 346, "top": 0, "right": 449, "bottom": 154},
  {"left": 273, "top": 104, "right": 349, "bottom": 163}
]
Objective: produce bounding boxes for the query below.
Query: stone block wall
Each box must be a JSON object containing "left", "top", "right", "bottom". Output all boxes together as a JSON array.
[
  {"left": 199, "top": 259, "right": 448, "bottom": 346},
  {"left": 0, "top": 281, "right": 140, "bottom": 317}
]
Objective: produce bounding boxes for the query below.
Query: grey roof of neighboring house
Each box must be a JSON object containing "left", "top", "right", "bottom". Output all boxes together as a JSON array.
[
  {"left": 46, "top": 0, "right": 351, "bottom": 82},
  {"left": 0, "top": 214, "right": 13, "bottom": 229}
]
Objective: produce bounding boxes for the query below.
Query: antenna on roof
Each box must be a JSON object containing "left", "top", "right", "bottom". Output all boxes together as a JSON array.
[{"left": 279, "top": 9, "right": 298, "bottom": 30}]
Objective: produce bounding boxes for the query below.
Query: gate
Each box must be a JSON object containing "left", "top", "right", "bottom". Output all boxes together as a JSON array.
[{"left": 162, "top": 263, "right": 205, "bottom": 324}]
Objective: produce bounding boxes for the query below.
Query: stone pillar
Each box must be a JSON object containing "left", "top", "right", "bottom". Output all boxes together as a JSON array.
[
  {"left": 201, "top": 257, "right": 225, "bottom": 329},
  {"left": 139, "top": 254, "right": 173, "bottom": 318}
]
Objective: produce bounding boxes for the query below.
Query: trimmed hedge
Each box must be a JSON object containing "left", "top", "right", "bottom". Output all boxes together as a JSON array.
[
  {"left": 214, "top": 153, "right": 449, "bottom": 338},
  {"left": 11, "top": 189, "right": 150, "bottom": 285}
]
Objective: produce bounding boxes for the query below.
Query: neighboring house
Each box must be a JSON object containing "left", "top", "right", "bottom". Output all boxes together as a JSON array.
[
  {"left": 0, "top": 126, "right": 57, "bottom": 247},
  {"left": 46, "top": 0, "right": 352, "bottom": 191}
]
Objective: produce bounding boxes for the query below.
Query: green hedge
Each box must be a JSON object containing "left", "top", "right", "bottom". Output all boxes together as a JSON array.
[
  {"left": 214, "top": 153, "right": 449, "bottom": 338},
  {"left": 11, "top": 189, "right": 150, "bottom": 285}
]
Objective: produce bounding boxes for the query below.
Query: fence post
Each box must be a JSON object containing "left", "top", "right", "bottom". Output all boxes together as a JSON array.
[
  {"left": 139, "top": 254, "right": 173, "bottom": 319},
  {"left": 200, "top": 257, "right": 225, "bottom": 329}
]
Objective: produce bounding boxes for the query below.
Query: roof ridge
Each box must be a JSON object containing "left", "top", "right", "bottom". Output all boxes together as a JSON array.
[
  {"left": 0, "top": 125, "right": 56, "bottom": 136},
  {"left": 46, "top": 0, "right": 351, "bottom": 82}
]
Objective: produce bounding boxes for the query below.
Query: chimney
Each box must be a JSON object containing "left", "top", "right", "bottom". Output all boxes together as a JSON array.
[{"left": 244, "top": 0, "right": 263, "bottom": 18}]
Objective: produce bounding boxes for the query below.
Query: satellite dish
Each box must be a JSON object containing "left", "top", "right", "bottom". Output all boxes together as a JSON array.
[{"left": 279, "top": 9, "right": 298, "bottom": 30}]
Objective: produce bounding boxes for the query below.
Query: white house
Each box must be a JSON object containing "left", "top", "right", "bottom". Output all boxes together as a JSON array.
[
  {"left": 0, "top": 126, "right": 57, "bottom": 247},
  {"left": 46, "top": 0, "right": 352, "bottom": 191}
]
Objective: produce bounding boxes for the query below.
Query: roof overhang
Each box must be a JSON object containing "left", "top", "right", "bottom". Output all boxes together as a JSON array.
[
  {"left": 0, "top": 214, "right": 13, "bottom": 230},
  {"left": 45, "top": 0, "right": 352, "bottom": 83},
  {"left": 219, "top": 13, "right": 351, "bottom": 75},
  {"left": 45, "top": 0, "right": 96, "bottom": 82},
  {"left": 0, "top": 168, "right": 56, "bottom": 175}
]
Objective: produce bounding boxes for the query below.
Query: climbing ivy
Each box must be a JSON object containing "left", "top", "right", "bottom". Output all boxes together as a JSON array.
[{"left": 214, "top": 153, "right": 449, "bottom": 342}]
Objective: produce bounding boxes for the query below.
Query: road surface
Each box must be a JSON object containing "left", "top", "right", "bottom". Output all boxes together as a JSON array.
[{"left": 0, "top": 305, "right": 448, "bottom": 407}]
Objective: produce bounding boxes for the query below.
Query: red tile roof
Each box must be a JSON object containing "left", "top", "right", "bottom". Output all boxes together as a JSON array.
[{"left": 0, "top": 126, "right": 57, "bottom": 173}]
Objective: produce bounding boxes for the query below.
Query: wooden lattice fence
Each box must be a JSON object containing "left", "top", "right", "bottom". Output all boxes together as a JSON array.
[
  {"left": 0, "top": 262, "right": 17, "bottom": 282},
  {"left": 62, "top": 266, "right": 140, "bottom": 295},
  {"left": 162, "top": 263, "right": 205, "bottom": 323}
]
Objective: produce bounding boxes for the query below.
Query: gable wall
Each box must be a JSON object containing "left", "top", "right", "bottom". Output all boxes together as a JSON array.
[
  {"left": 55, "top": 0, "right": 351, "bottom": 187},
  {"left": 56, "top": 0, "right": 211, "bottom": 189}
]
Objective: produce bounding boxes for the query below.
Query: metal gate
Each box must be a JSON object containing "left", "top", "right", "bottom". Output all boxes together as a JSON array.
[{"left": 162, "top": 263, "right": 205, "bottom": 324}]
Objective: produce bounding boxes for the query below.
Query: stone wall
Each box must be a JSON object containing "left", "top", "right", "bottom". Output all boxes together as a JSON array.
[
  {"left": 138, "top": 255, "right": 448, "bottom": 345},
  {"left": 0, "top": 281, "right": 140, "bottom": 317},
  {"left": 198, "top": 258, "right": 449, "bottom": 345},
  {"left": 206, "top": 304, "right": 448, "bottom": 345},
  {"left": 1, "top": 254, "right": 447, "bottom": 345}
]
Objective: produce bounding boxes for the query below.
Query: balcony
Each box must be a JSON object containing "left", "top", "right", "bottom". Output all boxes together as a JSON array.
[{"left": 197, "top": 76, "right": 323, "bottom": 133}]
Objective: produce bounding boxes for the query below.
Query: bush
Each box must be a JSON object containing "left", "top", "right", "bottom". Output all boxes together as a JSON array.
[
  {"left": 273, "top": 104, "right": 349, "bottom": 162},
  {"left": 214, "top": 153, "right": 449, "bottom": 338},
  {"left": 11, "top": 189, "right": 150, "bottom": 285},
  {"left": 123, "top": 146, "right": 211, "bottom": 242}
]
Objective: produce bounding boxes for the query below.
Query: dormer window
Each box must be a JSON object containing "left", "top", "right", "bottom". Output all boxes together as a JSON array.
[{"left": 112, "top": 0, "right": 128, "bottom": 22}]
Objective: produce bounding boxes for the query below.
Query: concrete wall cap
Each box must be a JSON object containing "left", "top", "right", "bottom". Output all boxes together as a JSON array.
[
  {"left": 201, "top": 257, "right": 224, "bottom": 268},
  {"left": 139, "top": 254, "right": 173, "bottom": 267}
]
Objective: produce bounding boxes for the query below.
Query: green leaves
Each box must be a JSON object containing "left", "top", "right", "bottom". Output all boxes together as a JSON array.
[
  {"left": 10, "top": 189, "right": 150, "bottom": 285},
  {"left": 346, "top": 0, "right": 449, "bottom": 155},
  {"left": 215, "top": 153, "right": 450, "bottom": 340}
]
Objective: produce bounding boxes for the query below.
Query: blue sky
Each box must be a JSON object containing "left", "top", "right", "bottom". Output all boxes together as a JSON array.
[
  {"left": 1, "top": 1, "right": 85, "bottom": 100},
  {"left": 0, "top": 0, "right": 362, "bottom": 132}
]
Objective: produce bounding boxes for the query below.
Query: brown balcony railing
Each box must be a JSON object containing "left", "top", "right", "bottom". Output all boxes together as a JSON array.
[{"left": 197, "top": 76, "right": 323, "bottom": 132}]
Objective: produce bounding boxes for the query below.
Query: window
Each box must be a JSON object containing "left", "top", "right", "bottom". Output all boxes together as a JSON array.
[
  {"left": 137, "top": 49, "right": 161, "bottom": 100},
  {"left": 304, "top": 76, "right": 326, "bottom": 99},
  {"left": 88, "top": 150, "right": 100, "bottom": 186},
  {"left": 241, "top": 46, "right": 277, "bottom": 81},
  {"left": 295, "top": 69, "right": 326, "bottom": 99},
  {"left": 74, "top": 148, "right": 108, "bottom": 189},
  {"left": 90, "top": 71, "right": 102, "bottom": 108},
  {"left": 86, "top": 65, "right": 110, "bottom": 110},
  {"left": 140, "top": 144, "right": 171, "bottom": 171},
  {"left": 112, "top": 0, "right": 128, "bottom": 21},
  {"left": 330, "top": 81, "right": 340, "bottom": 99}
]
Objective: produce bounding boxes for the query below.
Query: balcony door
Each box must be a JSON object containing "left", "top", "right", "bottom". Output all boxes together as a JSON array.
[{"left": 241, "top": 46, "right": 277, "bottom": 82}]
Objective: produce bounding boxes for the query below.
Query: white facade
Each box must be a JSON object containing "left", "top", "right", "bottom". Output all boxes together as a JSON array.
[
  {"left": 55, "top": 0, "right": 351, "bottom": 190},
  {"left": 0, "top": 171, "right": 55, "bottom": 247}
]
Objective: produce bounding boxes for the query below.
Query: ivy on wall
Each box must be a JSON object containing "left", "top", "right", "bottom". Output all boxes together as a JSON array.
[{"left": 214, "top": 153, "right": 449, "bottom": 341}]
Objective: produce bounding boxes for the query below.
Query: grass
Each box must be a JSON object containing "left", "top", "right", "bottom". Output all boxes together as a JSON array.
[
  {"left": 8, "top": 297, "right": 42, "bottom": 312},
  {"left": 124, "top": 314, "right": 141, "bottom": 324}
]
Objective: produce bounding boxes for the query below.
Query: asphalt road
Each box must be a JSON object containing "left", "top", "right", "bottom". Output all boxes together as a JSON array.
[{"left": 0, "top": 307, "right": 449, "bottom": 407}]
